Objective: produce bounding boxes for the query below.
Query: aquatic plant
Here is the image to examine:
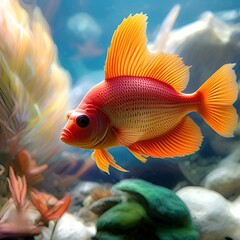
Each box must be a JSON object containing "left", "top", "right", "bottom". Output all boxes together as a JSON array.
[
  {"left": 7, "top": 167, "right": 27, "bottom": 210},
  {"left": 86, "top": 186, "right": 121, "bottom": 216},
  {"left": 0, "top": 0, "right": 70, "bottom": 191},
  {"left": 0, "top": 167, "right": 41, "bottom": 238},
  {"left": 0, "top": 167, "right": 71, "bottom": 238},
  {"left": 90, "top": 187, "right": 115, "bottom": 202},
  {"left": 30, "top": 191, "right": 71, "bottom": 225},
  {"left": 16, "top": 149, "right": 48, "bottom": 185},
  {"left": 0, "top": 0, "right": 72, "bottom": 238},
  {"left": 0, "top": 0, "right": 70, "bottom": 165}
]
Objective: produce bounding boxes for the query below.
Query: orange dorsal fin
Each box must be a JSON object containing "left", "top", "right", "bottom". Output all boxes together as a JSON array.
[
  {"left": 104, "top": 13, "right": 189, "bottom": 92},
  {"left": 91, "top": 149, "right": 128, "bottom": 174},
  {"left": 104, "top": 14, "right": 148, "bottom": 79},
  {"left": 128, "top": 116, "right": 203, "bottom": 158}
]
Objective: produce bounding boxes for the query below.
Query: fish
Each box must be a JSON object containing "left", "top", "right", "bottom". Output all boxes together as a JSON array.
[{"left": 60, "top": 13, "right": 238, "bottom": 174}]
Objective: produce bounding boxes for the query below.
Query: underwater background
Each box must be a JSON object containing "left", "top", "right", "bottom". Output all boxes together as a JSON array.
[
  {"left": 0, "top": 0, "right": 240, "bottom": 239},
  {"left": 37, "top": 0, "right": 240, "bottom": 187}
]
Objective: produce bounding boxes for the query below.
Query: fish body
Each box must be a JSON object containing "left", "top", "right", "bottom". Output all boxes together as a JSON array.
[
  {"left": 61, "top": 14, "right": 238, "bottom": 173},
  {"left": 80, "top": 76, "right": 198, "bottom": 148}
]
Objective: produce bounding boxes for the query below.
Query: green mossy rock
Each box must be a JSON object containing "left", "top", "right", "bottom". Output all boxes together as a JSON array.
[
  {"left": 113, "top": 179, "right": 192, "bottom": 227},
  {"left": 97, "top": 201, "right": 150, "bottom": 233},
  {"left": 94, "top": 232, "right": 127, "bottom": 240},
  {"left": 96, "top": 179, "right": 199, "bottom": 240},
  {"left": 95, "top": 231, "right": 160, "bottom": 240}
]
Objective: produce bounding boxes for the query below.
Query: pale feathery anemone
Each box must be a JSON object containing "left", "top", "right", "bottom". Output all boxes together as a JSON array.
[
  {"left": 0, "top": 1, "right": 71, "bottom": 237},
  {"left": 0, "top": 0, "right": 70, "bottom": 183}
]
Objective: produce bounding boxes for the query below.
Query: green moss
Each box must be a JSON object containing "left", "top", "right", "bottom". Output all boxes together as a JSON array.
[
  {"left": 97, "top": 201, "right": 150, "bottom": 233},
  {"left": 96, "top": 179, "right": 199, "bottom": 240},
  {"left": 95, "top": 231, "right": 161, "bottom": 240},
  {"left": 94, "top": 232, "right": 128, "bottom": 240},
  {"left": 113, "top": 179, "right": 192, "bottom": 226}
]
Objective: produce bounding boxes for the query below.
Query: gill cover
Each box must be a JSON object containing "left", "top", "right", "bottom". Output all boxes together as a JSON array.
[{"left": 61, "top": 107, "right": 110, "bottom": 149}]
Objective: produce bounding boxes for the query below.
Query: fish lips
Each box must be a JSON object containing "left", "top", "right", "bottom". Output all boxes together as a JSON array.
[
  {"left": 60, "top": 128, "right": 74, "bottom": 144},
  {"left": 60, "top": 128, "right": 93, "bottom": 148}
]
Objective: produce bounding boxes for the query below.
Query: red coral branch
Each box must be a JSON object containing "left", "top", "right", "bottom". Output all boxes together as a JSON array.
[
  {"left": 17, "top": 150, "right": 48, "bottom": 184},
  {"left": 1, "top": 167, "right": 41, "bottom": 238},
  {"left": 7, "top": 166, "right": 27, "bottom": 210},
  {"left": 30, "top": 191, "right": 71, "bottom": 224}
]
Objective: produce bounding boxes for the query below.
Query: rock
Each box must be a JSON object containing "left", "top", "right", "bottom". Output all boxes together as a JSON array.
[
  {"left": 178, "top": 153, "right": 218, "bottom": 185},
  {"left": 95, "top": 179, "right": 199, "bottom": 240},
  {"left": 72, "top": 181, "right": 101, "bottom": 196},
  {"left": 113, "top": 179, "right": 193, "bottom": 226},
  {"left": 156, "top": 228, "right": 201, "bottom": 240},
  {"left": 95, "top": 200, "right": 161, "bottom": 240},
  {"left": 94, "top": 233, "right": 129, "bottom": 240},
  {"left": 166, "top": 11, "right": 240, "bottom": 93},
  {"left": 89, "top": 197, "right": 122, "bottom": 215},
  {"left": 97, "top": 201, "right": 149, "bottom": 232},
  {"left": 178, "top": 145, "right": 240, "bottom": 190},
  {"left": 148, "top": 5, "right": 180, "bottom": 53},
  {"left": 177, "top": 186, "right": 240, "bottom": 240},
  {"left": 203, "top": 147, "right": 240, "bottom": 198},
  {"left": 165, "top": 10, "right": 240, "bottom": 160},
  {"left": 39, "top": 213, "right": 96, "bottom": 240},
  {"left": 77, "top": 207, "right": 98, "bottom": 224}
]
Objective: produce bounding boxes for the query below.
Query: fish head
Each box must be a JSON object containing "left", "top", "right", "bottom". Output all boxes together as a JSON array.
[{"left": 60, "top": 107, "right": 110, "bottom": 149}]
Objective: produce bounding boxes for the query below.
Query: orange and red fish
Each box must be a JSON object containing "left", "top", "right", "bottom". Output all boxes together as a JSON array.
[{"left": 61, "top": 14, "right": 238, "bottom": 174}]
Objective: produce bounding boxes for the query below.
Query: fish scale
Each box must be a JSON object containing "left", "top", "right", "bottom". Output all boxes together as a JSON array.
[{"left": 87, "top": 76, "right": 198, "bottom": 140}]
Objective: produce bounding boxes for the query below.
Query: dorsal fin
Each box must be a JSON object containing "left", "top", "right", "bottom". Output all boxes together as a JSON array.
[
  {"left": 105, "top": 14, "right": 148, "bottom": 80},
  {"left": 104, "top": 13, "right": 190, "bottom": 92}
]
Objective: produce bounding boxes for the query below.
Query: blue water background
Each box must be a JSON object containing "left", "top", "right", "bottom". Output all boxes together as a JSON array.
[{"left": 37, "top": 0, "right": 240, "bottom": 82}]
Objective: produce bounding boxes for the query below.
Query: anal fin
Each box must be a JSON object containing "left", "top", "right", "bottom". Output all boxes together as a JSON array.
[
  {"left": 91, "top": 149, "right": 128, "bottom": 174},
  {"left": 128, "top": 116, "right": 203, "bottom": 158}
]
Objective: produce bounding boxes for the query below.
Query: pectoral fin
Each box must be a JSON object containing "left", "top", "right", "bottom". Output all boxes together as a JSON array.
[
  {"left": 91, "top": 149, "right": 128, "bottom": 174},
  {"left": 113, "top": 128, "right": 143, "bottom": 146}
]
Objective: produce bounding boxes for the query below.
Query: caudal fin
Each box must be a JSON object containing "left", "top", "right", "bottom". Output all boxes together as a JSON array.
[{"left": 197, "top": 64, "right": 238, "bottom": 137}]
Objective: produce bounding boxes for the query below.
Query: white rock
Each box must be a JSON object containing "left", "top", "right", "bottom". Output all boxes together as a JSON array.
[
  {"left": 39, "top": 213, "right": 96, "bottom": 240},
  {"left": 165, "top": 11, "right": 240, "bottom": 92},
  {"left": 177, "top": 186, "right": 240, "bottom": 240},
  {"left": 203, "top": 147, "right": 240, "bottom": 197},
  {"left": 73, "top": 181, "right": 101, "bottom": 195},
  {"left": 148, "top": 5, "right": 180, "bottom": 53}
]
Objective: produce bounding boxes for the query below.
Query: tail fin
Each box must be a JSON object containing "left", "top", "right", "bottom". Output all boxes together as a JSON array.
[{"left": 197, "top": 64, "right": 238, "bottom": 137}]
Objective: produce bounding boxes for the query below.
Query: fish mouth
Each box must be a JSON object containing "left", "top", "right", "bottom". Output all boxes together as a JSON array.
[
  {"left": 60, "top": 128, "right": 73, "bottom": 143},
  {"left": 60, "top": 128, "right": 89, "bottom": 148}
]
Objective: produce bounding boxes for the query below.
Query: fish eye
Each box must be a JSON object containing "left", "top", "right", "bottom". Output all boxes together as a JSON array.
[{"left": 76, "top": 115, "right": 90, "bottom": 128}]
